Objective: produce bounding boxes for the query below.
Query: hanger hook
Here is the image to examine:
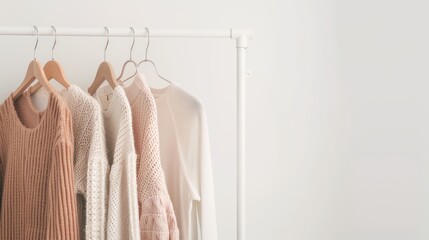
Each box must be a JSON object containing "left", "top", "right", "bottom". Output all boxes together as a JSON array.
[
  {"left": 33, "top": 26, "right": 39, "bottom": 60},
  {"left": 130, "top": 27, "right": 135, "bottom": 60},
  {"left": 144, "top": 27, "right": 150, "bottom": 61},
  {"left": 51, "top": 26, "right": 57, "bottom": 60},
  {"left": 104, "top": 27, "right": 110, "bottom": 61}
]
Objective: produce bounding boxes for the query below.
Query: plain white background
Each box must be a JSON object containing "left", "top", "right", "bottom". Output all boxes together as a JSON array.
[{"left": 1, "top": 0, "right": 429, "bottom": 239}]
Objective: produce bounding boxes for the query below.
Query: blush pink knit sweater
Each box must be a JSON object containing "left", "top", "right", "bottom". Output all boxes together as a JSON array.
[{"left": 123, "top": 74, "right": 179, "bottom": 240}]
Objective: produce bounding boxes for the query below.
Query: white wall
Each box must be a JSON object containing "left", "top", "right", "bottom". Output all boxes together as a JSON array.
[
  {"left": 335, "top": 1, "right": 429, "bottom": 239},
  {"left": 1, "top": 0, "right": 429, "bottom": 239}
]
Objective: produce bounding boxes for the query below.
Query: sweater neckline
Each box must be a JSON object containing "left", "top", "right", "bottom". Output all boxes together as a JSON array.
[
  {"left": 94, "top": 85, "right": 121, "bottom": 118},
  {"left": 150, "top": 82, "right": 175, "bottom": 102},
  {"left": 7, "top": 90, "right": 56, "bottom": 132},
  {"left": 122, "top": 73, "right": 147, "bottom": 107}
]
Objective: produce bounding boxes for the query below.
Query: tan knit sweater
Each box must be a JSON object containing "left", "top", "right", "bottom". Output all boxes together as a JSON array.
[{"left": 0, "top": 91, "right": 79, "bottom": 239}]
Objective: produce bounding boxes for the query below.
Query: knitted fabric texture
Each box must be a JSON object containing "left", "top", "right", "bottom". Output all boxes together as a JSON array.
[
  {"left": 0, "top": 91, "right": 79, "bottom": 239},
  {"left": 33, "top": 85, "right": 109, "bottom": 240},
  {"left": 94, "top": 86, "right": 140, "bottom": 240},
  {"left": 123, "top": 74, "right": 179, "bottom": 240},
  {"left": 152, "top": 84, "right": 218, "bottom": 240}
]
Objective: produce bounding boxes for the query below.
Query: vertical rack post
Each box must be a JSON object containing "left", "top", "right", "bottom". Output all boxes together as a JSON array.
[
  {"left": 236, "top": 35, "right": 248, "bottom": 240},
  {"left": 0, "top": 26, "right": 252, "bottom": 240}
]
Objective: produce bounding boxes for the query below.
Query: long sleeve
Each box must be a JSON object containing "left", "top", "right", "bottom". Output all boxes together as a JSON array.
[
  {"left": 0, "top": 160, "right": 3, "bottom": 215},
  {"left": 85, "top": 117, "right": 109, "bottom": 240},
  {"left": 47, "top": 140, "right": 79, "bottom": 240},
  {"left": 0, "top": 135, "right": 3, "bottom": 213},
  {"left": 107, "top": 151, "right": 140, "bottom": 240},
  {"left": 135, "top": 89, "right": 179, "bottom": 239},
  {"left": 188, "top": 106, "right": 218, "bottom": 240},
  {"left": 0, "top": 128, "right": 3, "bottom": 212}
]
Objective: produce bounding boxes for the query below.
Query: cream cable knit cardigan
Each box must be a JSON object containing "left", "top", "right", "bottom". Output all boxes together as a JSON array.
[
  {"left": 122, "top": 74, "right": 179, "bottom": 239},
  {"left": 32, "top": 85, "right": 109, "bottom": 240},
  {"left": 94, "top": 86, "right": 140, "bottom": 240}
]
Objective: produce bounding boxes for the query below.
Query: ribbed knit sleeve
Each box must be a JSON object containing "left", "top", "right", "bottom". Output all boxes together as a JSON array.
[
  {"left": 47, "top": 140, "right": 79, "bottom": 240},
  {"left": 0, "top": 161, "right": 3, "bottom": 214},
  {"left": 0, "top": 126, "right": 3, "bottom": 212},
  {"left": 0, "top": 137, "right": 3, "bottom": 214},
  {"left": 0, "top": 162, "right": 3, "bottom": 215}
]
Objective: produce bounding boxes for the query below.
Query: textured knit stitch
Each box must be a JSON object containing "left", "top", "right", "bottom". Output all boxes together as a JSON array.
[
  {"left": 31, "top": 85, "right": 109, "bottom": 240},
  {"left": 123, "top": 74, "right": 179, "bottom": 240},
  {"left": 0, "top": 91, "right": 79, "bottom": 239},
  {"left": 93, "top": 85, "right": 140, "bottom": 240},
  {"left": 151, "top": 83, "right": 218, "bottom": 240}
]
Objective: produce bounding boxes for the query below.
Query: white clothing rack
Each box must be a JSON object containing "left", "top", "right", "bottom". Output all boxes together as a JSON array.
[{"left": 0, "top": 26, "right": 251, "bottom": 240}]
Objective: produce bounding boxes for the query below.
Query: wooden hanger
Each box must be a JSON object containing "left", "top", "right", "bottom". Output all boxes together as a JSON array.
[
  {"left": 88, "top": 27, "right": 118, "bottom": 95},
  {"left": 29, "top": 26, "right": 71, "bottom": 95},
  {"left": 13, "top": 60, "right": 55, "bottom": 101},
  {"left": 12, "top": 27, "right": 55, "bottom": 101},
  {"left": 29, "top": 60, "right": 71, "bottom": 94},
  {"left": 88, "top": 61, "right": 118, "bottom": 95}
]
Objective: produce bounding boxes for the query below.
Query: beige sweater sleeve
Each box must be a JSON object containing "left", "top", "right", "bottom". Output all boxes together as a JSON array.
[
  {"left": 46, "top": 140, "right": 79, "bottom": 240},
  {"left": 85, "top": 112, "right": 109, "bottom": 239}
]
